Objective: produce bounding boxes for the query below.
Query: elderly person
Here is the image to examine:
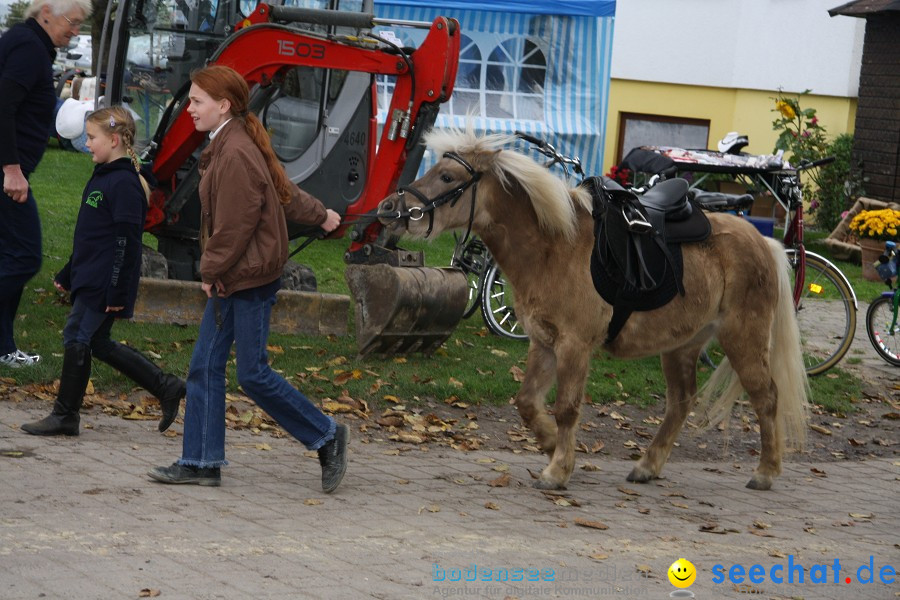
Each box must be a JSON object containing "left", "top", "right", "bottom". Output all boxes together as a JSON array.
[{"left": 0, "top": 0, "right": 91, "bottom": 369}]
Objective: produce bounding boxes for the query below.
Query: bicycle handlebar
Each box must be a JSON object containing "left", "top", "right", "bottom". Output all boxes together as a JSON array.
[
  {"left": 795, "top": 156, "right": 836, "bottom": 172},
  {"left": 514, "top": 131, "right": 585, "bottom": 176},
  {"left": 515, "top": 131, "right": 545, "bottom": 147}
]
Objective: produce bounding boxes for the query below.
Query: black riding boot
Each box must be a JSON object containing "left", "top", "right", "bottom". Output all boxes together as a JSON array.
[
  {"left": 21, "top": 343, "right": 91, "bottom": 436},
  {"left": 98, "top": 343, "right": 185, "bottom": 432}
]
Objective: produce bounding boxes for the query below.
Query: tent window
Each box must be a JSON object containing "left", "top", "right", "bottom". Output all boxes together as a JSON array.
[
  {"left": 485, "top": 38, "right": 545, "bottom": 119},
  {"left": 447, "top": 34, "right": 545, "bottom": 121},
  {"left": 374, "top": 31, "right": 547, "bottom": 122},
  {"left": 445, "top": 34, "right": 481, "bottom": 115}
]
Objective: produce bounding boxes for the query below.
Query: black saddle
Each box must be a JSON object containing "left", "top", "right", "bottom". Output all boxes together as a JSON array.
[{"left": 584, "top": 176, "right": 711, "bottom": 344}]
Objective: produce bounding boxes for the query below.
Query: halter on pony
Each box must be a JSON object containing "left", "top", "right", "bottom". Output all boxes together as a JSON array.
[{"left": 383, "top": 152, "right": 481, "bottom": 242}]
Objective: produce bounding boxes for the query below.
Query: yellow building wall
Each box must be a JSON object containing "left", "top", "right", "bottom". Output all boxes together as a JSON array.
[{"left": 603, "top": 80, "right": 858, "bottom": 172}]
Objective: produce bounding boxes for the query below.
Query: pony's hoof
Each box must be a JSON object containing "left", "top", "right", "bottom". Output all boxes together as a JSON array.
[
  {"left": 745, "top": 476, "right": 773, "bottom": 491},
  {"left": 626, "top": 467, "right": 656, "bottom": 484},
  {"left": 533, "top": 478, "right": 566, "bottom": 490}
]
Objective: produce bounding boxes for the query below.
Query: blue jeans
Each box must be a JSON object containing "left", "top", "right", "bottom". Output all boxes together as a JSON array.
[
  {"left": 179, "top": 292, "right": 336, "bottom": 468},
  {"left": 0, "top": 186, "right": 42, "bottom": 355}
]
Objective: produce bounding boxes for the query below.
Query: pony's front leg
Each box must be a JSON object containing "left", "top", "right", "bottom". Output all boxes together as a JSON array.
[
  {"left": 514, "top": 341, "right": 558, "bottom": 455},
  {"left": 534, "top": 344, "right": 590, "bottom": 490},
  {"left": 628, "top": 349, "right": 699, "bottom": 484}
]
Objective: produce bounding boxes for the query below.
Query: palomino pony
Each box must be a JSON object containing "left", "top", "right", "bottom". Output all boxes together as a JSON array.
[{"left": 378, "top": 129, "right": 809, "bottom": 491}]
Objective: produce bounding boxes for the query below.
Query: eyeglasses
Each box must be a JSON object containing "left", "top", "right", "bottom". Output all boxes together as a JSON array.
[{"left": 61, "top": 14, "right": 83, "bottom": 29}]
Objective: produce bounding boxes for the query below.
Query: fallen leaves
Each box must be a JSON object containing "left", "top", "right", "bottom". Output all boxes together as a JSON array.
[
  {"left": 390, "top": 432, "right": 427, "bottom": 444},
  {"left": 699, "top": 523, "right": 740, "bottom": 534},
  {"left": 489, "top": 473, "right": 511, "bottom": 487},
  {"left": 574, "top": 517, "right": 608, "bottom": 530},
  {"left": 809, "top": 424, "right": 832, "bottom": 436}
]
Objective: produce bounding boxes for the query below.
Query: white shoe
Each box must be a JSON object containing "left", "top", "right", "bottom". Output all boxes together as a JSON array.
[{"left": 0, "top": 349, "right": 42, "bottom": 368}]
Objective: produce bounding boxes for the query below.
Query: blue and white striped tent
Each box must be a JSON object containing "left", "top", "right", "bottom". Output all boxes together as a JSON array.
[{"left": 373, "top": 0, "right": 616, "bottom": 177}]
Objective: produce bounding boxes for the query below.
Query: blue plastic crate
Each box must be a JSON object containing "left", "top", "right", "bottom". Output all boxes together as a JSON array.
[{"left": 745, "top": 216, "right": 775, "bottom": 237}]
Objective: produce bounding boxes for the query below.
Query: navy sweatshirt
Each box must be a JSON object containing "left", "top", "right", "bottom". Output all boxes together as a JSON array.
[
  {"left": 56, "top": 158, "right": 147, "bottom": 318},
  {"left": 0, "top": 18, "right": 56, "bottom": 174}
]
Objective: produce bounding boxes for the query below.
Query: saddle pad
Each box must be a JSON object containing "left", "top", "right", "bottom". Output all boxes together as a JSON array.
[
  {"left": 590, "top": 239, "right": 682, "bottom": 311},
  {"left": 585, "top": 177, "right": 711, "bottom": 342}
]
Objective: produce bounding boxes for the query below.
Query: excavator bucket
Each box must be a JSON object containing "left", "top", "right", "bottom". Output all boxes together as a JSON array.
[{"left": 345, "top": 264, "right": 468, "bottom": 356}]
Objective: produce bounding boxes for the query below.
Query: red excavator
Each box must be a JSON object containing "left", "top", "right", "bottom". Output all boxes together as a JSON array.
[{"left": 96, "top": 0, "right": 466, "bottom": 354}]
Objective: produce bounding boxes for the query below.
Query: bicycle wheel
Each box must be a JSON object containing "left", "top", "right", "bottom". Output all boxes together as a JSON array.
[
  {"left": 480, "top": 263, "right": 528, "bottom": 340},
  {"left": 450, "top": 238, "right": 488, "bottom": 319},
  {"left": 865, "top": 295, "right": 900, "bottom": 366},
  {"left": 786, "top": 249, "right": 857, "bottom": 375}
]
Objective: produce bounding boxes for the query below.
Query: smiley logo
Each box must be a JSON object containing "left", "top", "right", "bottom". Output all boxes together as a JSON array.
[{"left": 668, "top": 558, "right": 696, "bottom": 588}]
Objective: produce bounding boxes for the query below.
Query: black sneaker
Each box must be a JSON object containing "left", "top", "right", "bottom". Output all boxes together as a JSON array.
[
  {"left": 148, "top": 463, "right": 221, "bottom": 486},
  {"left": 317, "top": 424, "right": 348, "bottom": 493}
]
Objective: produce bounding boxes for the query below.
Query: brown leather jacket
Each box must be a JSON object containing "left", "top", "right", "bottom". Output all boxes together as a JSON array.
[{"left": 197, "top": 119, "right": 327, "bottom": 296}]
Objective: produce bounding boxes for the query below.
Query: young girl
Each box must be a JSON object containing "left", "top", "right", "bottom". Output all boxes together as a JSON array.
[
  {"left": 21, "top": 106, "right": 185, "bottom": 436},
  {"left": 148, "top": 65, "right": 347, "bottom": 491}
]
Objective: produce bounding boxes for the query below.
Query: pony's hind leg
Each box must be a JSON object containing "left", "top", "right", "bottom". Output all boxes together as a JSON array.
[
  {"left": 718, "top": 332, "right": 781, "bottom": 490},
  {"left": 515, "top": 341, "right": 558, "bottom": 455},
  {"left": 534, "top": 343, "right": 590, "bottom": 490},
  {"left": 628, "top": 346, "right": 702, "bottom": 484}
]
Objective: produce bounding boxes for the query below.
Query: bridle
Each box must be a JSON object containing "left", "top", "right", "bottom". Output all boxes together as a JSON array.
[{"left": 381, "top": 151, "right": 482, "bottom": 241}]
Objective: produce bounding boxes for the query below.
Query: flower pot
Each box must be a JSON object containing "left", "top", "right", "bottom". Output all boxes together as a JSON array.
[{"left": 859, "top": 238, "right": 885, "bottom": 282}]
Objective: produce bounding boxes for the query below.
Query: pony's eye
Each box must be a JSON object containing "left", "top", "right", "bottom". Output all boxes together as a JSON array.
[{"left": 440, "top": 174, "right": 454, "bottom": 184}]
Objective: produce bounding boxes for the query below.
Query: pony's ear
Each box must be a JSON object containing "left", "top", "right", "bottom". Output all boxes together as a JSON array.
[{"left": 472, "top": 148, "right": 502, "bottom": 173}]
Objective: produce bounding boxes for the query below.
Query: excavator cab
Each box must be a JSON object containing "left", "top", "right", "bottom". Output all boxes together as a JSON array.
[{"left": 98, "top": 0, "right": 467, "bottom": 355}]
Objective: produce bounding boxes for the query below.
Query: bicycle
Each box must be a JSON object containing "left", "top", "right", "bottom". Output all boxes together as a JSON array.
[
  {"left": 622, "top": 148, "right": 858, "bottom": 375},
  {"left": 449, "top": 132, "right": 584, "bottom": 340},
  {"left": 865, "top": 240, "right": 900, "bottom": 366},
  {"left": 760, "top": 158, "right": 858, "bottom": 375},
  {"left": 450, "top": 226, "right": 530, "bottom": 340}
]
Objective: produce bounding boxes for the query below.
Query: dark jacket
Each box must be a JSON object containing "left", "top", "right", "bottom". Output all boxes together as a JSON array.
[
  {"left": 197, "top": 119, "right": 327, "bottom": 296},
  {"left": 0, "top": 18, "right": 56, "bottom": 174},
  {"left": 56, "top": 158, "right": 147, "bottom": 318}
]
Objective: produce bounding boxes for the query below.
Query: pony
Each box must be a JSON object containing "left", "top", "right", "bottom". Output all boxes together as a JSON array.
[{"left": 377, "top": 129, "right": 809, "bottom": 491}]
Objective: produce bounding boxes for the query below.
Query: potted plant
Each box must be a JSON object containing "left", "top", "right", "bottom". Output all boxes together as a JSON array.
[{"left": 849, "top": 208, "right": 900, "bottom": 281}]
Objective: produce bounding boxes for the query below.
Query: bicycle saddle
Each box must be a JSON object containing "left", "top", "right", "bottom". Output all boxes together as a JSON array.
[{"left": 691, "top": 190, "right": 754, "bottom": 213}]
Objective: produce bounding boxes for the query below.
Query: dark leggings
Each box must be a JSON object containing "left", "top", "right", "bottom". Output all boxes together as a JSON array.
[
  {"left": 61, "top": 297, "right": 120, "bottom": 359},
  {"left": 0, "top": 187, "right": 42, "bottom": 355}
]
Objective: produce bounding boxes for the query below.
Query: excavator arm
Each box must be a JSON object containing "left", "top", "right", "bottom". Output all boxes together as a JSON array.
[{"left": 139, "top": 4, "right": 466, "bottom": 355}]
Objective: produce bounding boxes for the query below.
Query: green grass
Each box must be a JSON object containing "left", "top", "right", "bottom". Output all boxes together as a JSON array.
[{"left": 5, "top": 146, "right": 872, "bottom": 415}]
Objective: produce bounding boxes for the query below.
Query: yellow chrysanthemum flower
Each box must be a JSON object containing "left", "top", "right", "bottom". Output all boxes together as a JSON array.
[{"left": 849, "top": 209, "right": 900, "bottom": 241}]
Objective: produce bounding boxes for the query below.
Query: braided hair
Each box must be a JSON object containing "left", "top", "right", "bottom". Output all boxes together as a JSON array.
[{"left": 84, "top": 106, "right": 151, "bottom": 203}]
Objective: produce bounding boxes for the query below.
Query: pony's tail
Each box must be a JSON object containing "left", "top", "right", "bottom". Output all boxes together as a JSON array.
[
  {"left": 766, "top": 238, "right": 810, "bottom": 451},
  {"left": 694, "top": 238, "right": 809, "bottom": 451}
]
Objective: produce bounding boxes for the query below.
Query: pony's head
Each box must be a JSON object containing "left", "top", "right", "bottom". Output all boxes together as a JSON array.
[{"left": 377, "top": 127, "right": 589, "bottom": 241}]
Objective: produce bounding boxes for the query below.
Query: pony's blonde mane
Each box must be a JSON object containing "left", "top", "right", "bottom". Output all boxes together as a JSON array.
[{"left": 424, "top": 127, "right": 591, "bottom": 241}]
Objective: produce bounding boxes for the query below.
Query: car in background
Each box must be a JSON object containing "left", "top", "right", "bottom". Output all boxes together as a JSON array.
[{"left": 57, "top": 34, "right": 92, "bottom": 71}]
